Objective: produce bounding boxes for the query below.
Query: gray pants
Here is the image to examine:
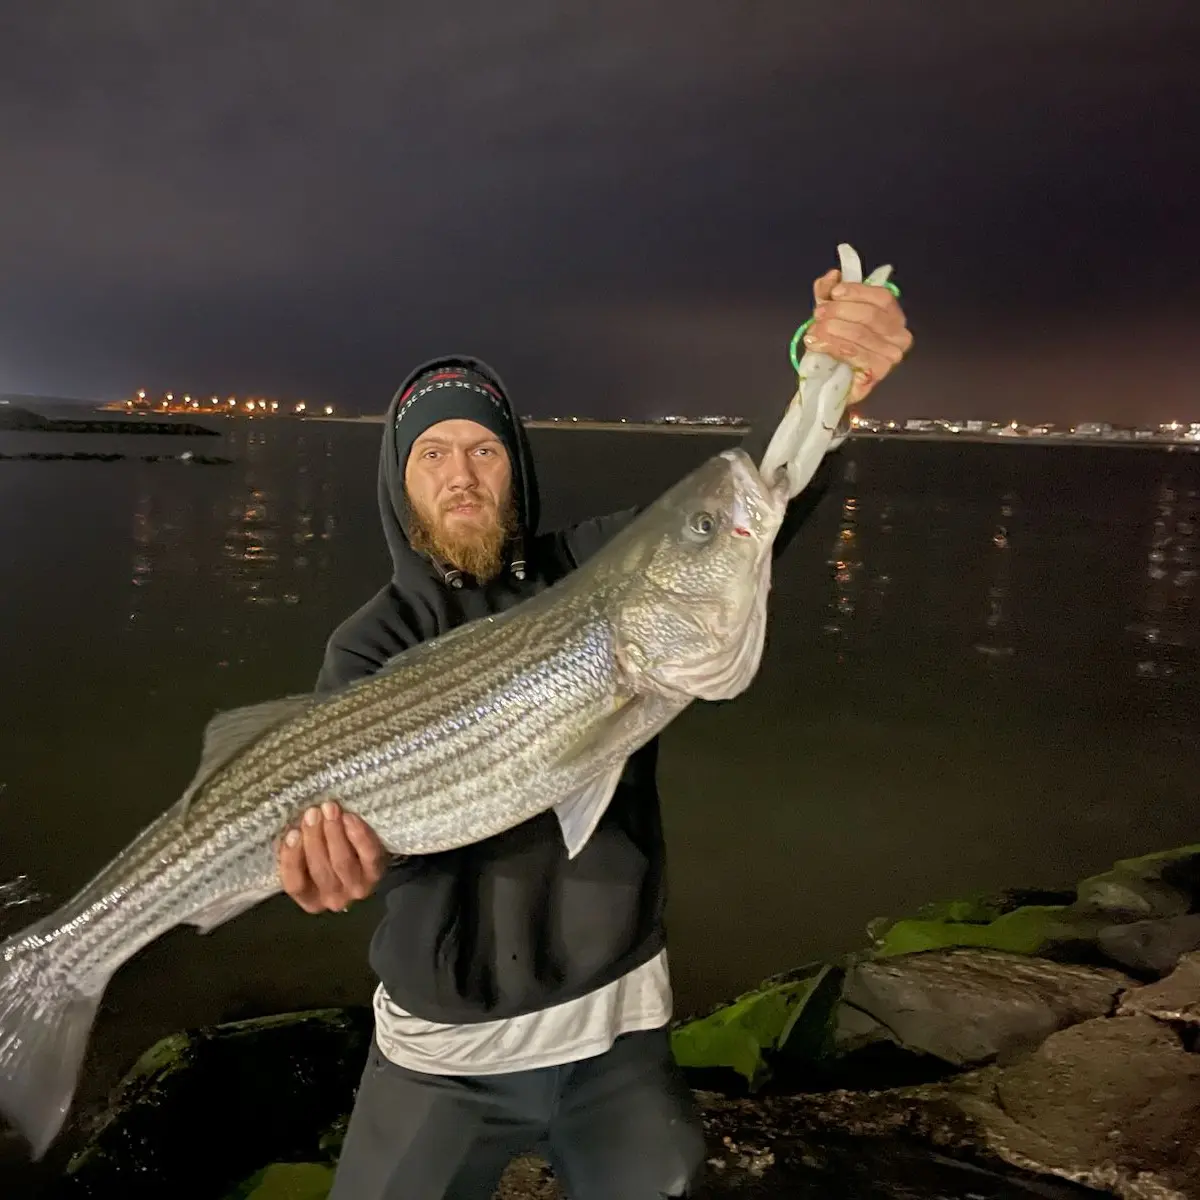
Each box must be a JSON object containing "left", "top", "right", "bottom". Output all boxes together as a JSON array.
[{"left": 328, "top": 1026, "right": 707, "bottom": 1200}]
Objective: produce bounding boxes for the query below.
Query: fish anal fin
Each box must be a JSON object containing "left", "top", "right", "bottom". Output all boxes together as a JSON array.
[{"left": 186, "top": 886, "right": 278, "bottom": 934}]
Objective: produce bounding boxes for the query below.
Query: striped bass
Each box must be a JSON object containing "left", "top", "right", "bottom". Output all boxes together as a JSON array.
[{"left": 0, "top": 242, "right": 892, "bottom": 1159}]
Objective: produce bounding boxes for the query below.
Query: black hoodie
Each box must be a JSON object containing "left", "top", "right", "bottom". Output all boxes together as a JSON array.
[
  {"left": 315, "top": 356, "right": 830, "bottom": 1025},
  {"left": 316, "top": 356, "right": 664, "bottom": 1024}
]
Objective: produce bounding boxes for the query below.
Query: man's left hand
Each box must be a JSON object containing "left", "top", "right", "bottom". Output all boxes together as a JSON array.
[{"left": 804, "top": 268, "right": 914, "bottom": 406}]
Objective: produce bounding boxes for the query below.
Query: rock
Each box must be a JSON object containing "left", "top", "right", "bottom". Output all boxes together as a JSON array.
[
  {"left": 223, "top": 1092, "right": 1108, "bottom": 1199},
  {"left": 1075, "top": 846, "right": 1200, "bottom": 921},
  {"left": 872, "top": 903, "right": 1100, "bottom": 958},
  {"left": 671, "top": 964, "right": 841, "bottom": 1087},
  {"left": 57, "top": 1007, "right": 373, "bottom": 1199},
  {"left": 1119, "top": 951, "right": 1200, "bottom": 1025},
  {"left": 224, "top": 1162, "right": 335, "bottom": 1199},
  {"left": 762, "top": 1014, "right": 1200, "bottom": 1199},
  {"left": 1097, "top": 915, "right": 1200, "bottom": 977},
  {"left": 948, "top": 1015, "right": 1200, "bottom": 1199},
  {"left": 1076, "top": 871, "right": 1193, "bottom": 921},
  {"left": 866, "top": 887, "right": 1078, "bottom": 944},
  {"left": 840, "top": 949, "right": 1133, "bottom": 1066}
]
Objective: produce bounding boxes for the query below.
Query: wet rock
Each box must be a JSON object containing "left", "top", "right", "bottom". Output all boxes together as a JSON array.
[
  {"left": 1119, "top": 951, "right": 1200, "bottom": 1025},
  {"left": 225, "top": 1162, "right": 335, "bottom": 1198},
  {"left": 228, "top": 1090, "right": 1107, "bottom": 1199},
  {"left": 1075, "top": 847, "right": 1200, "bottom": 922},
  {"left": 871, "top": 903, "right": 1098, "bottom": 958},
  {"left": 671, "top": 964, "right": 841, "bottom": 1087},
  {"left": 1076, "top": 872, "right": 1193, "bottom": 921},
  {"left": 57, "top": 1007, "right": 372, "bottom": 1199},
  {"left": 1097, "top": 915, "right": 1200, "bottom": 977},
  {"left": 948, "top": 1014, "right": 1200, "bottom": 1200},
  {"left": 840, "top": 949, "right": 1133, "bottom": 1066}
]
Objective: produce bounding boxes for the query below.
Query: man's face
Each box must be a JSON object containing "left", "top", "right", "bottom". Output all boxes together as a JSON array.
[{"left": 404, "top": 418, "right": 515, "bottom": 581}]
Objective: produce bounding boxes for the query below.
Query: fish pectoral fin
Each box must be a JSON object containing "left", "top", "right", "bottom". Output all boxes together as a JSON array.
[
  {"left": 550, "top": 694, "right": 685, "bottom": 858},
  {"left": 186, "top": 886, "right": 279, "bottom": 934},
  {"left": 176, "top": 695, "right": 313, "bottom": 822},
  {"left": 552, "top": 762, "right": 627, "bottom": 860}
]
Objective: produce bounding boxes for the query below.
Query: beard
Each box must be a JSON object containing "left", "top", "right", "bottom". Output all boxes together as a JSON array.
[{"left": 406, "top": 489, "right": 517, "bottom": 583}]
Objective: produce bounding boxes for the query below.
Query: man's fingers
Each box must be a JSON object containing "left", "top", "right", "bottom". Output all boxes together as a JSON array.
[
  {"left": 300, "top": 806, "right": 344, "bottom": 906},
  {"left": 815, "top": 299, "right": 907, "bottom": 337},
  {"left": 812, "top": 269, "right": 840, "bottom": 306},
  {"left": 831, "top": 280, "right": 901, "bottom": 309},
  {"left": 810, "top": 317, "right": 909, "bottom": 366},
  {"left": 321, "top": 802, "right": 371, "bottom": 900},
  {"left": 277, "top": 826, "right": 323, "bottom": 913},
  {"left": 343, "top": 812, "right": 388, "bottom": 884}
]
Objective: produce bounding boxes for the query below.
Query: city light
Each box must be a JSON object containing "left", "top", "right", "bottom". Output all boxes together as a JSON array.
[{"left": 324, "top": 405, "right": 333, "bottom": 415}]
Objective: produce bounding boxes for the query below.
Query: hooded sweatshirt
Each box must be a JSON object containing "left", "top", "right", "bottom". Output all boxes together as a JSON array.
[
  {"left": 316, "top": 356, "right": 664, "bottom": 1025},
  {"left": 315, "top": 356, "right": 831, "bottom": 1026}
]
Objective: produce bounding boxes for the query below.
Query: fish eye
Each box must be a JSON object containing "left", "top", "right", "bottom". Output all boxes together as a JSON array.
[{"left": 687, "top": 511, "right": 717, "bottom": 538}]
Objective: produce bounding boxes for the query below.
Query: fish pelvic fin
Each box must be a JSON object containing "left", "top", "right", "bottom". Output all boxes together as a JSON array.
[{"left": 0, "top": 931, "right": 105, "bottom": 1160}]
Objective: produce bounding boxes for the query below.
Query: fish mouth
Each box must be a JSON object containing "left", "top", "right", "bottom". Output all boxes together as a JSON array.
[{"left": 720, "top": 449, "right": 786, "bottom": 539}]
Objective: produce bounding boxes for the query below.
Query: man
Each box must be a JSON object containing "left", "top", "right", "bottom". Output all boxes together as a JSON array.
[{"left": 277, "top": 269, "right": 912, "bottom": 1199}]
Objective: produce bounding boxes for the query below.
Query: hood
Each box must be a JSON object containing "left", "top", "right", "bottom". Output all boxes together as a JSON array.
[{"left": 376, "top": 355, "right": 542, "bottom": 585}]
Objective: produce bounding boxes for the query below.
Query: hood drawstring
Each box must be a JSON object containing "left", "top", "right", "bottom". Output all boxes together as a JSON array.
[{"left": 426, "top": 532, "right": 527, "bottom": 590}]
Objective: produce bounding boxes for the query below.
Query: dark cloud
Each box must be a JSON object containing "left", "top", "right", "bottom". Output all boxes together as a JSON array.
[{"left": 0, "top": 2, "right": 1197, "bottom": 418}]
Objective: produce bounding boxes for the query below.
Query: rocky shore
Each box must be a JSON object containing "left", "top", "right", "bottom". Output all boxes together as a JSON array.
[{"left": 53, "top": 844, "right": 1200, "bottom": 1199}]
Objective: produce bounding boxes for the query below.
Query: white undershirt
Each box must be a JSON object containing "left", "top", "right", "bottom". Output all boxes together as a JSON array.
[{"left": 373, "top": 950, "right": 673, "bottom": 1076}]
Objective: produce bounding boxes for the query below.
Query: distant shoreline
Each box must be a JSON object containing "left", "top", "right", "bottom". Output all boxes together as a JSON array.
[
  {"left": 4, "top": 407, "right": 1197, "bottom": 451},
  {"left": 303, "top": 416, "right": 1200, "bottom": 450}
]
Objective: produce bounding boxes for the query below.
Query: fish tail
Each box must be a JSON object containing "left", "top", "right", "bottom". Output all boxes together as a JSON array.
[{"left": 0, "top": 923, "right": 104, "bottom": 1160}]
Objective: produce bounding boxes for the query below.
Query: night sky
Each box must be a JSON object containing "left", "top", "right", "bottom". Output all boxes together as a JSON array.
[{"left": 1, "top": 3, "right": 1197, "bottom": 425}]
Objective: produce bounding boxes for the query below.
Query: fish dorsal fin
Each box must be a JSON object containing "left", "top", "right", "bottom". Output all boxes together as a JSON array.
[
  {"left": 177, "top": 695, "right": 313, "bottom": 820},
  {"left": 553, "top": 762, "right": 626, "bottom": 859},
  {"left": 375, "top": 616, "right": 491, "bottom": 678}
]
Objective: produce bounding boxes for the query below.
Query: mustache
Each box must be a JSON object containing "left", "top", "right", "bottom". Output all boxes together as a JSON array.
[{"left": 440, "top": 490, "right": 494, "bottom": 513}]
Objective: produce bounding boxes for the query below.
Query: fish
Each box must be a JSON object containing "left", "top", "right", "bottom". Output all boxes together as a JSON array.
[{"left": 0, "top": 243, "right": 893, "bottom": 1160}]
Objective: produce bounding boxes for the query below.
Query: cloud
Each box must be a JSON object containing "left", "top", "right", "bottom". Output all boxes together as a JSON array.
[{"left": 0, "top": 2, "right": 1196, "bottom": 407}]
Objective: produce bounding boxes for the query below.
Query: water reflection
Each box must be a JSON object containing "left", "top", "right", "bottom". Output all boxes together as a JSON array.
[
  {"left": 975, "top": 492, "right": 1016, "bottom": 661},
  {"left": 126, "top": 425, "right": 342, "bottom": 626},
  {"left": 823, "top": 462, "right": 863, "bottom": 652},
  {"left": 1128, "top": 475, "right": 1199, "bottom": 680},
  {"left": 107, "top": 431, "right": 1200, "bottom": 700}
]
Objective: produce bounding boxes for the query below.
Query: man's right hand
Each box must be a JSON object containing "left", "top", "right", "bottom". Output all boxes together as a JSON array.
[{"left": 277, "top": 800, "right": 388, "bottom": 913}]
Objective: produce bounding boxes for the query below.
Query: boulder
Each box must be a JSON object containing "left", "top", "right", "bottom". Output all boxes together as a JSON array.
[
  {"left": 1119, "top": 951, "right": 1200, "bottom": 1025},
  {"left": 671, "top": 964, "right": 841, "bottom": 1087},
  {"left": 57, "top": 1007, "right": 372, "bottom": 1199},
  {"left": 949, "top": 1014, "right": 1200, "bottom": 1199},
  {"left": 1096, "top": 915, "right": 1200, "bottom": 977},
  {"left": 839, "top": 948, "right": 1133, "bottom": 1066},
  {"left": 1074, "top": 847, "right": 1200, "bottom": 922}
]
